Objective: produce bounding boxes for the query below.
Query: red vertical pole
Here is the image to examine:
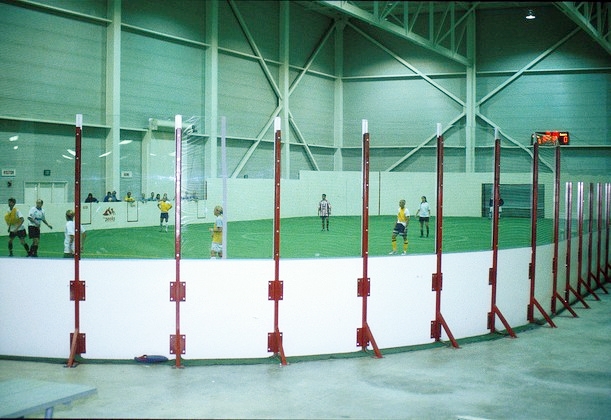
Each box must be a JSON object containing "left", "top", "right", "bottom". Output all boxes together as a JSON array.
[
  {"left": 488, "top": 133, "right": 516, "bottom": 336},
  {"left": 576, "top": 182, "right": 599, "bottom": 300},
  {"left": 550, "top": 146, "right": 577, "bottom": 316},
  {"left": 74, "top": 114, "right": 82, "bottom": 324},
  {"left": 67, "top": 114, "right": 85, "bottom": 367},
  {"left": 564, "top": 182, "right": 573, "bottom": 302},
  {"left": 587, "top": 183, "right": 608, "bottom": 293},
  {"left": 170, "top": 115, "right": 185, "bottom": 368},
  {"left": 356, "top": 120, "right": 381, "bottom": 358},
  {"left": 430, "top": 124, "right": 458, "bottom": 348},
  {"left": 605, "top": 183, "right": 610, "bottom": 282},
  {"left": 528, "top": 141, "right": 556, "bottom": 327},
  {"left": 268, "top": 117, "right": 287, "bottom": 365},
  {"left": 551, "top": 145, "right": 560, "bottom": 314},
  {"left": 564, "top": 183, "right": 588, "bottom": 309},
  {"left": 577, "top": 183, "right": 586, "bottom": 293},
  {"left": 587, "top": 183, "right": 594, "bottom": 288},
  {"left": 595, "top": 184, "right": 609, "bottom": 289}
]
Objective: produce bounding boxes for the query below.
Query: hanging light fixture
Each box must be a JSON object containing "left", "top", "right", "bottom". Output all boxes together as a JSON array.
[{"left": 526, "top": 9, "right": 536, "bottom": 20}]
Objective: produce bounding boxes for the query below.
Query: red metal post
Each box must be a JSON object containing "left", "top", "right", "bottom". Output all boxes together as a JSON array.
[
  {"left": 170, "top": 115, "right": 185, "bottom": 368},
  {"left": 596, "top": 183, "right": 609, "bottom": 285},
  {"left": 564, "top": 183, "right": 588, "bottom": 309},
  {"left": 527, "top": 142, "right": 556, "bottom": 327},
  {"left": 576, "top": 182, "right": 599, "bottom": 300},
  {"left": 430, "top": 125, "right": 458, "bottom": 348},
  {"left": 488, "top": 136, "right": 517, "bottom": 336},
  {"left": 67, "top": 114, "right": 85, "bottom": 367},
  {"left": 551, "top": 145, "right": 577, "bottom": 316},
  {"left": 606, "top": 183, "right": 610, "bottom": 282},
  {"left": 587, "top": 183, "right": 594, "bottom": 288},
  {"left": 356, "top": 122, "right": 381, "bottom": 358},
  {"left": 268, "top": 118, "right": 287, "bottom": 365},
  {"left": 586, "top": 183, "right": 607, "bottom": 293}
]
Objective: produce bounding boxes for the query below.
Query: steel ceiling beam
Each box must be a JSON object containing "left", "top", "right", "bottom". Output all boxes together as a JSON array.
[
  {"left": 555, "top": 2, "right": 610, "bottom": 55},
  {"left": 318, "top": 1, "right": 472, "bottom": 66}
]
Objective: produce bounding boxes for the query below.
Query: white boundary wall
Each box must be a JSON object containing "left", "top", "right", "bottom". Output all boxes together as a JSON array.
[{"left": 0, "top": 237, "right": 604, "bottom": 360}]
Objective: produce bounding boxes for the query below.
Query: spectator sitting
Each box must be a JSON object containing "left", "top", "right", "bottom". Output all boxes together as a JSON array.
[
  {"left": 103, "top": 191, "right": 113, "bottom": 202},
  {"left": 148, "top": 192, "right": 156, "bottom": 201},
  {"left": 139, "top": 193, "right": 147, "bottom": 203},
  {"left": 85, "top": 193, "right": 99, "bottom": 203},
  {"left": 111, "top": 191, "right": 120, "bottom": 202},
  {"left": 124, "top": 192, "right": 135, "bottom": 203}
]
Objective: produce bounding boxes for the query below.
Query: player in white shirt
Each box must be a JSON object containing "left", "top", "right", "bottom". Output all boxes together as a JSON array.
[
  {"left": 318, "top": 194, "right": 332, "bottom": 231},
  {"left": 64, "top": 210, "right": 86, "bottom": 258},
  {"left": 415, "top": 196, "right": 431, "bottom": 238},
  {"left": 27, "top": 199, "right": 53, "bottom": 257}
]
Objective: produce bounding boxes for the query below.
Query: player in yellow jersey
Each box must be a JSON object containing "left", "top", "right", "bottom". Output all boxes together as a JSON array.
[
  {"left": 389, "top": 199, "right": 410, "bottom": 255},
  {"left": 157, "top": 197, "right": 172, "bottom": 232},
  {"left": 209, "top": 205, "right": 223, "bottom": 258},
  {"left": 5, "top": 197, "right": 30, "bottom": 257}
]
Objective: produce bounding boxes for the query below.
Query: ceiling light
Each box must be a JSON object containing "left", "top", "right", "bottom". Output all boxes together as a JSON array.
[
  {"left": 119, "top": 139, "right": 133, "bottom": 145},
  {"left": 9, "top": 135, "right": 18, "bottom": 141},
  {"left": 99, "top": 151, "right": 112, "bottom": 157},
  {"left": 526, "top": 10, "right": 535, "bottom": 20}
]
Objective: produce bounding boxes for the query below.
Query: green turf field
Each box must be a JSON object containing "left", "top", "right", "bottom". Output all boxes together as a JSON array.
[{"left": 26, "top": 216, "right": 555, "bottom": 259}]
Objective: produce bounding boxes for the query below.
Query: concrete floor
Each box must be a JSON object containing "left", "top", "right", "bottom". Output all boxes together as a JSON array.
[{"left": 1, "top": 292, "right": 610, "bottom": 419}]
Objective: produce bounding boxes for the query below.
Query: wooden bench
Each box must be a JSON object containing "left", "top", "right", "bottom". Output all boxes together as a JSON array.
[{"left": 0, "top": 378, "right": 96, "bottom": 419}]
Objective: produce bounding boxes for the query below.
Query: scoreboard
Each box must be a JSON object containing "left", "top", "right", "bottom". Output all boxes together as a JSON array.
[{"left": 532, "top": 131, "right": 570, "bottom": 145}]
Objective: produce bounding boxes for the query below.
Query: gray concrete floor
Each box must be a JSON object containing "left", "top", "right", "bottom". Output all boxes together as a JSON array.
[{"left": 1, "top": 292, "right": 610, "bottom": 419}]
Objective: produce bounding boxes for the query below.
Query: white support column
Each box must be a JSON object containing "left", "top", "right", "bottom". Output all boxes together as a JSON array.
[
  {"left": 205, "top": 0, "right": 219, "bottom": 178},
  {"left": 279, "top": 0, "right": 290, "bottom": 178},
  {"left": 334, "top": 19, "right": 346, "bottom": 171},
  {"left": 465, "top": 11, "right": 476, "bottom": 173},
  {"left": 105, "top": 0, "right": 121, "bottom": 193}
]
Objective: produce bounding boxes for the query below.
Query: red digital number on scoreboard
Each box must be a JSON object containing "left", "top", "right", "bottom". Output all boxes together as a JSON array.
[{"left": 532, "top": 131, "right": 570, "bottom": 145}]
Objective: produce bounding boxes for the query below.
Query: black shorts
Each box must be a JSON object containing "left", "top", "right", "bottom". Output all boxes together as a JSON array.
[
  {"left": 28, "top": 226, "right": 41, "bottom": 239},
  {"left": 160, "top": 212, "right": 169, "bottom": 222},
  {"left": 419, "top": 217, "right": 429, "bottom": 222},
  {"left": 9, "top": 229, "right": 27, "bottom": 239},
  {"left": 393, "top": 223, "right": 407, "bottom": 236}
]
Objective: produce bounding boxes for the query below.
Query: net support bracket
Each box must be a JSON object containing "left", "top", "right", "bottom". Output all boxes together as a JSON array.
[
  {"left": 65, "top": 329, "right": 85, "bottom": 368},
  {"left": 170, "top": 281, "right": 186, "bottom": 302},
  {"left": 70, "top": 280, "right": 86, "bottom": 301},
  {"left": 170, "top": 334, "right": 186, "bottom": 355}
]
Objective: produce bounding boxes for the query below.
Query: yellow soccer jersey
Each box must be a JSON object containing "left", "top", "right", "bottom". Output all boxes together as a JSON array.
[
  {"left": 211, "top": 216, "right": 223, "bottom": 244},
  {"left": 158, "top": 201, "right": 172, "bottom": 213},
  {"left": 397, "top": 207, "right": 409, "bottom": 225}
]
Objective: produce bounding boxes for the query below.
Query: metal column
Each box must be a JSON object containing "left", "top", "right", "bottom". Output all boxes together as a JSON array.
[
  {"left": 267, "top": 117, "right": 287, "bottom": 365},
  {"left": 430, "top": 124, "right": 459, "bottom": 348},
  {"left": 356, "top": 120, "right": 382, "bottom": 358}
]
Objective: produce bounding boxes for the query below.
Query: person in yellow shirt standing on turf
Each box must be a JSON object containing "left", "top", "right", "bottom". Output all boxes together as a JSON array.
[
  {"left": 5, "top": 197, "right": 30, "bottom": 257},
  {"left": 157, "top": 197, "right": 172, "bottom": 232},
  {"left": 389, "top": 199, "right": 410, "bottom": 255},
  {"left": 209, "top": 205, "right": 223, "bottom": 259}
]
